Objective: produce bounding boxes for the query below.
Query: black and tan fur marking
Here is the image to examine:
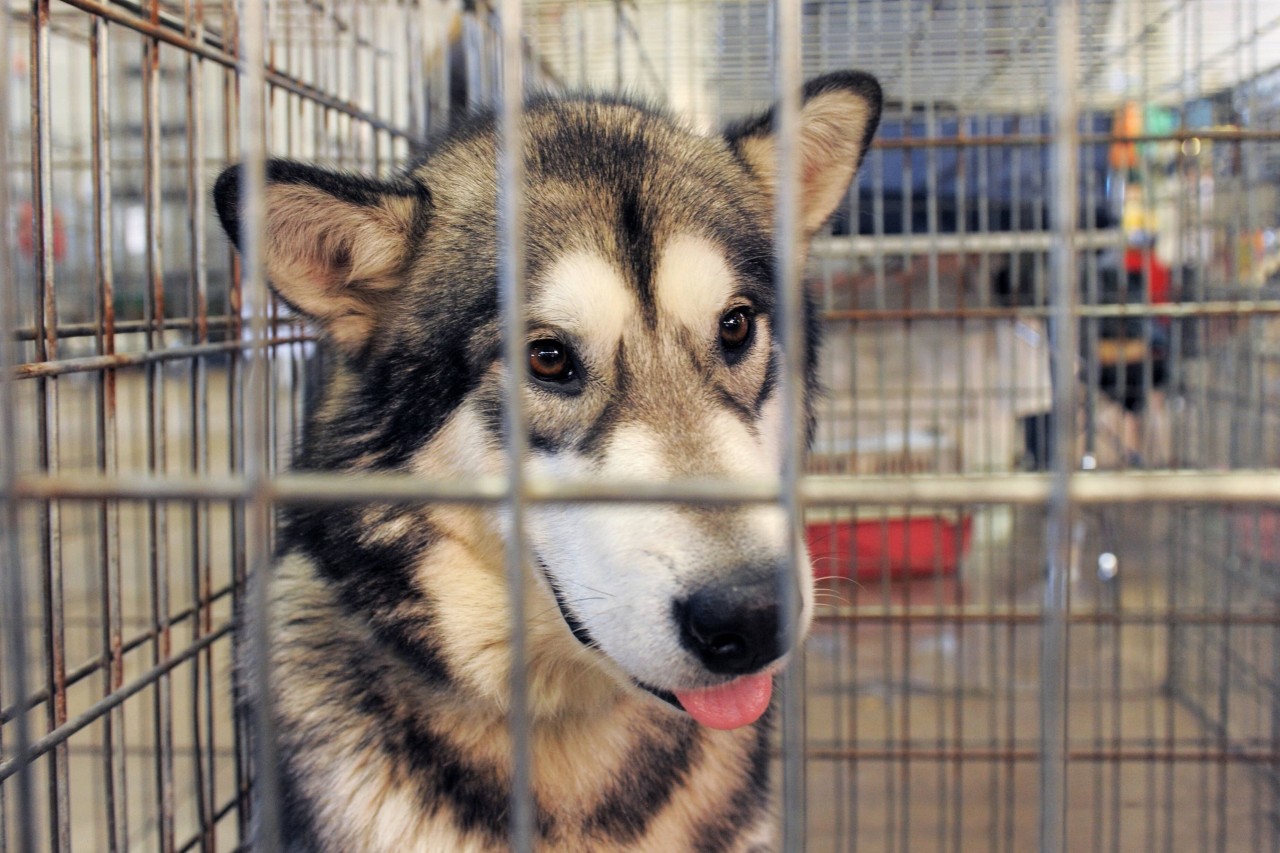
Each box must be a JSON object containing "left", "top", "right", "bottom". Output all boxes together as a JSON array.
[{"left": 215, "top": 71, "right": 881, "bottom": 852}]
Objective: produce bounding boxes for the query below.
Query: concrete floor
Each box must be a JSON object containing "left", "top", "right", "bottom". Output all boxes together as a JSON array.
[
  {"left": 4, "top": 365, "right": 1278, "bottom": 851},
  {"left": 800, "top": 505, "right": 1280, "bottom": 852}
]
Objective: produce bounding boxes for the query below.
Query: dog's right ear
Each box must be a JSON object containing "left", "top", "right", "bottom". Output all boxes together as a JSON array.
[
  {"left": 213, "top": 160, "right": 429, "bottom": 353},
  {"left": 725, "top": 71, "right": 882, "bottom": 236}
]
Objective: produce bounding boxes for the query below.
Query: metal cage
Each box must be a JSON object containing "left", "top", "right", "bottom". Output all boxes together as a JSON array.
[{"left": 3, "top": 1, "right": 1280, "bottom": 851}]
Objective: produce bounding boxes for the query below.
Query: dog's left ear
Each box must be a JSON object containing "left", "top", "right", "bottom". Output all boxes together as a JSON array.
[{"left": 725, "top": 70, "right": 882, "bottom": 235}]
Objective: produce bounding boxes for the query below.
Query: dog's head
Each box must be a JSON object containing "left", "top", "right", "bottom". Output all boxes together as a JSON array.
[{"left": 215, "top": 72, "right": 880, "bottom": 728}]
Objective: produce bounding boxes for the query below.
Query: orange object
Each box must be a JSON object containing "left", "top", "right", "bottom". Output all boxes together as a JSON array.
[{"left": 1110, "top": 102, "right": 1141, "bottom": 171}]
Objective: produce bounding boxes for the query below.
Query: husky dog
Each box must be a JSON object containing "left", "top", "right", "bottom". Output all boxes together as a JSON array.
[{"left": 214, "top": 70, "right": 880, "bottom": 852}]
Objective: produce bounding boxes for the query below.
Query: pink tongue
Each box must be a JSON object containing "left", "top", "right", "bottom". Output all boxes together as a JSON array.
[{"left": 673, "top": 673, "right": 773, "bottom": 730}]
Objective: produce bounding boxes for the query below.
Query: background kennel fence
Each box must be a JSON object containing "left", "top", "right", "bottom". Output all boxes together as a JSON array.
[{"left": 2, "top": 0, "right": 1280, "bottom": 851}]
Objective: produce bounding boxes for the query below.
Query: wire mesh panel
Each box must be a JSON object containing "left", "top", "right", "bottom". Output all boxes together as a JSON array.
[
  {"left": 2, "top": 1, "right": 1280, "bottom": 852},
  {"left": 0, "top": 1, "right": 441, "bottom": 849},
  {"left": 782, "top": 1, "right": 1280, "bottom": 850}
]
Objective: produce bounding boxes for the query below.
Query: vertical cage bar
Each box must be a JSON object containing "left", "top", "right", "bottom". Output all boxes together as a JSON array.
[
  {"left": 613, "top": 0, "right": 623, "bottom": 91},
  {"left": 1041, "top": 2, "right": 1080, "bottom": 853},
  {"left": 141, "top": 2, "right": 177, "bottom": 848},
  {"left": 953, "top": 7, "right": 971, "bottom": 850},
  {"left": 897, "top": 15, "right": 917, "bottom": 840},
  {"left": 237, "top": 0, "right": 281, "bottom": 846},
  {"left": 497, "top": 0, "right": 533, "bottom": 847},
  {"left": 184, "top": 0, "right": 216, "bottom": 848},
  {"left": 772, "top": 0, "right": 805, "bottom": 849},
  {"left": 0, "top": 0, "right": 34, "bottom": 846},
  {"left": 219, "top": 0, "right": 255, "bottom": 837},
  {"left": 29, "top": 0, "right": 70, "bottom": 847},
  {"left": 90, "top": 11, "right": 128, "bottom": 851}
]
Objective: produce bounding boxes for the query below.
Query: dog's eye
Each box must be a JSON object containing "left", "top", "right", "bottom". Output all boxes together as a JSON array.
[
  {"left": 528, "top": 339, "right": 577, "bottom": 385},
  {"left": 719, "top": 307, "right": 754, "bottom": 354}
]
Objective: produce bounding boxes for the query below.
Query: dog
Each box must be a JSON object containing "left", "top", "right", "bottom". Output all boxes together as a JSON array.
[{"left": 214, "top": 70, "right": 881, "bottom": 852}]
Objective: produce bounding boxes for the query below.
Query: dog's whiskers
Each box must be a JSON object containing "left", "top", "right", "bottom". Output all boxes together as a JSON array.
[{"left": 554, "top": 578, "right": 616, "bottom": 599}]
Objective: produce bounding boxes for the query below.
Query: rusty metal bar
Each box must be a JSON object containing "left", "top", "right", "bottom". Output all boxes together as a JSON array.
[
  {"left": 184, "top": 0, "right": 217, "bottom": 846},
  {"left": 221, "top": 0, "right": 251, "bottom": 836},
  {"left": 175, "top": 796, "right": 241, "bottom": 853},
  {"left": 1, "top": 583, "right": 236, "bottom": 725},
  {"left": 139, "top": 2, "right": 177, "bottom": 843},
  {"left": 18, "top": 298, "right": 1280, "bottom": 345},
  {"left": 0, "top": 623, "right": 235, "bottom": 784},
  {"left": 13, "top": 336, "right": 313, "bottom": 379},
  {"left": 804, "top": 747, "right": 1280, "bottom": 764},
  {"left": 11, "top": 314, "right": 298, "bottom": 341},
  {"left": 56, "top": 0, "right": 416, "bottom": 138},
  {"left": 13, "top": 299, "right": 1280, "bottom": 352},
  {"left": 30, "top": 0, "right": 71, "bottom": 847},
  {"left": 89, "top": 9, "right": 128, "bottom": 850}
]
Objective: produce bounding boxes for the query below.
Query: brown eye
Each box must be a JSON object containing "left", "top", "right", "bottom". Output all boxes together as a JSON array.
[
  {"left": 528, "top": 339, "right": 576, "bottom": 385},
  {"left": 719, "top": 307, "right": 754, "bottom": 352}
]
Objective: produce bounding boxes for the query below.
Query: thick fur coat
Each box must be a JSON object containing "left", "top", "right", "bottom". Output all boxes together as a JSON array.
[{"left": 214, "top": 71, "right": 881, "bottom": 852}]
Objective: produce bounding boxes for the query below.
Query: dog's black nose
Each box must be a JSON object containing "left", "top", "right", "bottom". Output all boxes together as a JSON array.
[{"left": 676, "top": 579, "right": 784, "bottom": 675}]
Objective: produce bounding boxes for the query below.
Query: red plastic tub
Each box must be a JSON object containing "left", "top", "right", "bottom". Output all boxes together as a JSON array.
[{"left": 806, "top": 511, "right": 972, "bottom": 581}]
